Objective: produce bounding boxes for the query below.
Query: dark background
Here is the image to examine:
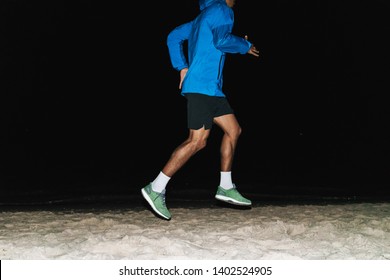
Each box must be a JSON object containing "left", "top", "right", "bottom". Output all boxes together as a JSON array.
[{"left": 1, "top": 0, "right": 390, "bottom": 205}]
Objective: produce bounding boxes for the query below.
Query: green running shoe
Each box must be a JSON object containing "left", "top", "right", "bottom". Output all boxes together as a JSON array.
[
  {"left": 141, "top": 183, "right": 171, "bottom": 220},
  {"left": 215, "top": 184, "right": 252, "bottom": 206}
]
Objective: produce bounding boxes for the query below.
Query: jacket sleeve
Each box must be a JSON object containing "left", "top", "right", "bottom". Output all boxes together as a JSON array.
[
  {"left": 211, "top": 6, "right": 252, "bottom": 54},
  {"left": 213, "top": 24, "right": 252, "bottom": 54},
  {"left": 167, "top": 22, "right": 193, "bottom": 71}
]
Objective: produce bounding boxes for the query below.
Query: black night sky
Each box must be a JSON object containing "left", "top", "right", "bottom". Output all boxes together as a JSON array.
[{"left": 1, "top": 0, "right": 390, "bottom": 206}]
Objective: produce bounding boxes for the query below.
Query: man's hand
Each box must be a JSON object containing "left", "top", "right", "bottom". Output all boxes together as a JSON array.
[
  {"left": 248, "top": 45, "right": 260, "bottom": 57},
  {"left": 245, "top": 35, "right": 260, "bottom": 58},
  {"left": 179, "top": 68, "right": 188, "bottom": 89}
]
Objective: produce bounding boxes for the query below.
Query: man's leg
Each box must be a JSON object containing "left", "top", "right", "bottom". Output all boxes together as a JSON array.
[
  {"left": 213, "top": 114, "right": 251, "bottom": 206},
  {"left": 141, "top": 127, "right": 210, "bottom": 219},
  {"left": 214, "top": 114, "right": 241, "bottom": 172},
  {"left": 162, "top": 127, "right": 210, "bottom": 177}
]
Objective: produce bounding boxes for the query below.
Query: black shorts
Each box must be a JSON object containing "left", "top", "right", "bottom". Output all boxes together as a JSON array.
[{"left": 185, "top": 93, "right": 234, "bottom": 130}]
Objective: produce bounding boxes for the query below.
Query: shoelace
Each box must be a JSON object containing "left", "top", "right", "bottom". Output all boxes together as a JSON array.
[
  {"left": 161, "top": 195, "right": 166, "bottom": 206},
  {"left": 159, "top": 191, "right": 167, "bottom": 207}
]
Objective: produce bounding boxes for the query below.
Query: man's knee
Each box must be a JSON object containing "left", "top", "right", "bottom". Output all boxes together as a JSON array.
[
  {"left": 192, "top": 137, "right": 207, "bottom": 151},
  {"left": 230, "top": 126, "right": 242, "bottom": 140},
  {"left": 237, "top": 126, "right": 242, "bottom": 137}
]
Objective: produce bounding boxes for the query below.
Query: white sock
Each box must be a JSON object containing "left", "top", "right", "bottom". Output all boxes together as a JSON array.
[
  {"left": 151, "top": 171, "right": 171, "bottom": 193},
  {"left": 220, "top": 171, "right": 234, "bottom": 190}
]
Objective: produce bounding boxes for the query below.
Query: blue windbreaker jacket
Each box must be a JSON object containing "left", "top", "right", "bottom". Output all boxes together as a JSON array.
[{"left": 167, "top": 0, "right": 252, "bottom": 97}]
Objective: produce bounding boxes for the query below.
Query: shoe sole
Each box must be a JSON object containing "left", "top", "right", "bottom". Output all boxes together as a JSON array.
[
  {"left": 141, "top": 188, "right": 171, "bottom": 220},
  {"left": 215, "top": 194, "right": 252, "bottom": 206}
]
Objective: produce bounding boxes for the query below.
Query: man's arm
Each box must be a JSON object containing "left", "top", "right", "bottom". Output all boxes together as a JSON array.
[
  {"left": 245, "top": 35, "right": 260, "bottom": 58},
  {"left": 167, "top": 22, "right": 193, "bottom": 71},
  {"left": 179, "top": 68, "right": 188, "bottom": 89}
]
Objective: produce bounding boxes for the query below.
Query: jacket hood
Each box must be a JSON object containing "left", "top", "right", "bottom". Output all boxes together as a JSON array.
[{"left": 199, "top": 0, "right": 223, "bottom": 11}]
